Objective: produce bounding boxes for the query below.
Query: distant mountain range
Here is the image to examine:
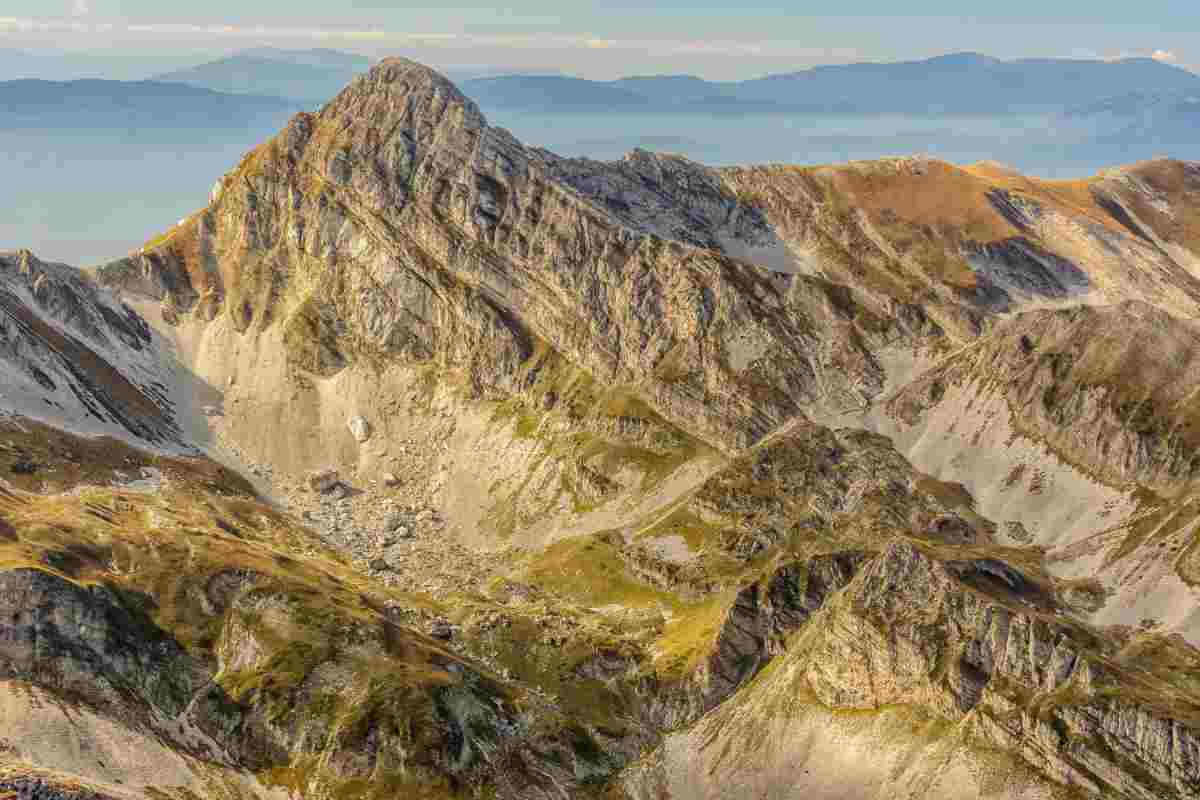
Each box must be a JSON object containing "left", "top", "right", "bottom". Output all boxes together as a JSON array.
[
  {"left": 40, "top": 47, "right": 1186, "bottom": 121},
  {"left": 0, "top": 47, "right": 202, "bottom": 81},
  {"left": 148, "top": 48, "right": 564, "bottom": 104},
  {"left": 1068, "top": 88, "right": 1200, "bottom": 145},
  {"left": 463, "top": 52, "right": 1200, "bottom": 114},
  {"left": 152, "top": 47, "right": 372, "bottom": 104},
  {"left": 0, "top": 79, "right": 300, "bottom": 129}
]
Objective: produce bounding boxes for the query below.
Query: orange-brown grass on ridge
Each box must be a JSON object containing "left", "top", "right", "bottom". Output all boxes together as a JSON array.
[
  {"left": 818, "top": 157, "right": 1172, "bottom": 244},
  {"left": 1114, "top": 160, "right": 1200, "bottom": 253},
  {"left": 974, "top": 158, "right": 1200, "bottom": 260},
  {"left": 739, "top": 157, "right": 1186, "bottom": 246},
  {"left": 961, "top": 160, "right": 1126, "bottom": 232},
  {"left": 721, "top": 162, "right": 974, "bottom": 297},
  {"left": 818, "top": 159, "right": 1025, "bottom": 244}
]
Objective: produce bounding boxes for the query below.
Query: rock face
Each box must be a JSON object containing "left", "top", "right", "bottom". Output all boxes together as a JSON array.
[
  {"left": 885, "top": 301, "right": 1200, "bottom": 492},
  {"left": 96, "top": 58, "right": 890, "bottom": 459},
  {"left": 0, "top": 567, "right": 239, "bottom": 752},
  {"left": 641, "top": 551, "right": 868, "bottom": 730},
  {"left": 624, "top": 541, "right": 1200, "bottom": 800},
  {"left": 4, "top": 56, "right": 1200, "bottom": 800},
  {"left": 0, "top": 249, "right": 182, "bottom": 449}
]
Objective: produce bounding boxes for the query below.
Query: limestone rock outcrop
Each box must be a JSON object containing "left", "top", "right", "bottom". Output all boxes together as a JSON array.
[
  {"left": 95, "top": 58, "right": 893, "bottom": 457},
  {"left": 624, "top": 540, "right": 1200, "bottom": 800},
  {"left": 0, "top": 249, "right": 181, "bottom": 448}
]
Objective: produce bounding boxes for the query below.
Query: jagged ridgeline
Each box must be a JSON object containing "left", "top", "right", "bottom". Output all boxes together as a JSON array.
[{"left": 2, "top": 57, "right": 1200, "bottom": 799}]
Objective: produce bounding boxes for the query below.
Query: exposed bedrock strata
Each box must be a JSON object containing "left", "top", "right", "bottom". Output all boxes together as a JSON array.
[{"left": 624, "top": 541, "right": 1200, "bottom": 799}]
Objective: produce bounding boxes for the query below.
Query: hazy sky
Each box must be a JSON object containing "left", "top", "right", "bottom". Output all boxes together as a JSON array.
[{"left": 1, "top": 1, "right": 1197, "bottom": 79}]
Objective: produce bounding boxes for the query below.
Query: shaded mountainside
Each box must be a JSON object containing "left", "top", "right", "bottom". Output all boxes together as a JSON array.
[
  {"left": 2, "top": 57, "right": 1200, "bottom": 799},
  {"left": 0, "top": 250, "right": 182, "bottom": 449}
]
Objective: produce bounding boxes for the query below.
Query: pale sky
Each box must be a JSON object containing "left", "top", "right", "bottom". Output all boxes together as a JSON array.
[{"left": 1, "top": 1, "right": 1197, "bottom": 80}]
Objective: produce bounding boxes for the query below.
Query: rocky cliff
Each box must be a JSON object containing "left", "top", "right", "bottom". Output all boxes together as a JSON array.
[
  {"left": 0, "top": 249, "right": 181, "bottom": 448},
  {"left": 622, "top": 540, "right": 1200, "bottom": 800},
  {"left": 95, "top": 59, "right": 889, "bottom": 459}
]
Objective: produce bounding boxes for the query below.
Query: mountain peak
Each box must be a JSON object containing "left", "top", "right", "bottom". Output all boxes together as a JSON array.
[
  {"left": 328, "top": 56, "right": 484, "bottom": 123},
  {"left": 366, "top": 57, "right": 468, "bottom": 95}
]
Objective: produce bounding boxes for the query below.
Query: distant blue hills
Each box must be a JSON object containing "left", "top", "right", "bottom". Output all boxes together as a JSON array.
[
  {"left": 1067, "top": 88, "right": 1200, "bottom": 146},
  {"left": 151, "top": 48, "right": 372, "bottom": 104},
  {"left": 462, "top": 53, "right": 1200, "bottom": 114},
  {"left": 9, "top": 46, "right": 1187, "bottom": 122},
  {"left": 0, "top": 79, "right": 300, "bottom": 129},
  {"left": 1, "top": 48, "right": 1194, "bottom": 148}
]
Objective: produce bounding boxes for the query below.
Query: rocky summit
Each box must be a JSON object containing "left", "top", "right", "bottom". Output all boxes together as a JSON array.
[{"left": 2, "top": 57, "right": 1200, "bottom": 799}]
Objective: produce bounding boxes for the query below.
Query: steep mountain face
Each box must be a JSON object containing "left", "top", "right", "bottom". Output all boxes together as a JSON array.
[
  {"left": 4, "top": 57, "right": 1200, "bottom": 799},
  {"left": 0, "top": 249, "right": 182, "bottom": 448},
  {"left": 623, "top": 541, "right": 1200, "bottom": 800},
  {"left": 95, "top": 58, "right": 900, "bottom": 489}
]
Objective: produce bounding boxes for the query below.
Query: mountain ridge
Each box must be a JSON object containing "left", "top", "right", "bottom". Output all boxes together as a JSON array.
[{"left": 2, "top": 56, "right": 1200, "bottom": 800}]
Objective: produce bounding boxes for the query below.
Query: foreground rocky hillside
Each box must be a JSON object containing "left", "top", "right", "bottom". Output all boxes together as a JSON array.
[{"left": 2, "top": 57, "right": 1200, "bottom": 798}]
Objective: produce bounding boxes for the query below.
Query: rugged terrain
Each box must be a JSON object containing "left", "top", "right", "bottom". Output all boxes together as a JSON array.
[{"left": 3, "top": 57, "right": 1200, "bottom": 798}]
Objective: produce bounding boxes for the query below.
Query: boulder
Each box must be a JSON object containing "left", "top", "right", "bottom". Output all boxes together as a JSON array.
[
  {"left": 382, "top": 513, "right": 414, "bottom": 543},
  {"left": 1004, "top": 520, "right": 1034, "bottom": 544},
  {"left": 307, "top": 469, "right": 340, "bottom": 494},
  {"left": 382, "top": 543, "right": 408, "bottom": 570},
  {"left": 348, "top": 416, "right": 372, "bottom": 443}
]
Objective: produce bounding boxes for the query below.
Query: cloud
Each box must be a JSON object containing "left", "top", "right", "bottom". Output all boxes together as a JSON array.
[
  {"left": 672, "top": 40, "right": 764, "bottom": 56},
  {"left": 0, "top": 15, "right": 795, "bottom": 60},
  {"left": 0, "top": 16, "right": 92, "bottom": 34},
  {"left": 1152, "top": 49, "right": 1177, "bottom": 63}
]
